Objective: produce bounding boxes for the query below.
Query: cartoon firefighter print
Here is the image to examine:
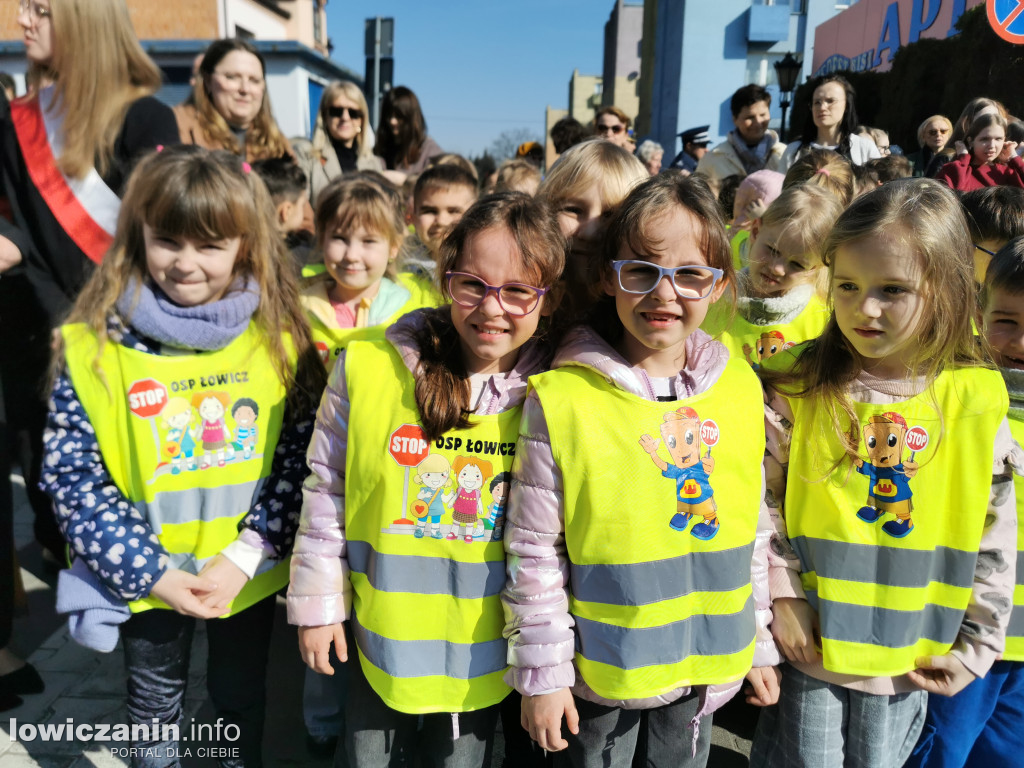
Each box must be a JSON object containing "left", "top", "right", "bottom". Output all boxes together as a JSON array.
[
  {"left": 855, "top": 412, "right": 918, "bottom": 538},
  {"left": 742, "top": 330, "right": 794, "bottom": 368},
  {"left": 639, "top": 406, "right": 720, "bottom": 540}
]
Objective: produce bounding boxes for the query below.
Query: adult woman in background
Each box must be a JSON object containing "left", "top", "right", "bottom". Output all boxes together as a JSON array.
[
  {"left": 907, "top": 115, "right": 953, "bottom": 178},
  {"left": 293, "top": 80, "right": 383, "bottom": 204},
  {"left": 0, "top": 0, "right": 178, "bottom": 695},
  {"left": 374, "top": 85, "right": 442, "bottom": 184},
  {"left": 779, "top": 74, "right": 880, "bottom": 171},
  {"left": 174, "top": 37, "right": 292, "bottom": 161}
]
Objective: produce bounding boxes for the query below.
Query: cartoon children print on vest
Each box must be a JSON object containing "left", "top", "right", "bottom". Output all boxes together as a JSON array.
[
  {"left": 742, "top": 330, "right": 794, "bottom": 369},
  {"left": 855, "top": 411, "right": 924, "bottom": 538},
  {"left": 449, "top": 457, "right": 493, "bottom": 543},
  {"left": 161, "top": 397, "right": 198, "bottom": 474},
  {"left": 485, "top": 472, "right": 510, "bottom": 540},
  {"left": 639, "top": 406, "right": 721, "bottom": 540},
  {"left": 412, "top": 453, "right": 456, "bottom": 540},
  {"left": 231, "top": 398, "right": 260, "bottom": 460}
]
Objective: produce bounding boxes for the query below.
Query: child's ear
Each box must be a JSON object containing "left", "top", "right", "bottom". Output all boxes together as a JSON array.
[
  {"left": 276, "top": 201, "right": 291, "bottom": 228},
  {"left": 540, "top": 280, "right": 566, "bottom": 317},
  {"left": 710, "top": 273, "right": 729, "bottom": 304},
  {"left": 750, "top": 219, "right": 762, "bottom": 241}
]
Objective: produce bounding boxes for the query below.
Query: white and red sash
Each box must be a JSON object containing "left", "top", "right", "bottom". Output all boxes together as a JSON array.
[{"left": 10, "top": 86, "right": 119, "bottom": 264}]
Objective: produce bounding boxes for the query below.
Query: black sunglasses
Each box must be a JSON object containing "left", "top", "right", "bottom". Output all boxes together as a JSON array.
[{"left": 327, "top": 106, "right": 363, "bottom": 121}]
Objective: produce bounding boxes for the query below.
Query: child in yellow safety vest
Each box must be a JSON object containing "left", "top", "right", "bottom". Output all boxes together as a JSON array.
[
  {"left": 502, "top": 173, "right": 781, "bottom": 767},
  {"left": 301, "top": 174, "right": 438, "bottom": 371},
  {"left": 287, "top": 192, "right": 565, "bottom": 766},
  {"left": 40, "top": 146, "right": 326, "bottom": 764},
  {"left": 752, "top": 179, "right": 1017, "bottom": 768},
  {"left": 902, "top": 236, "right": 1024, "bottom": 766},
  {"left": 702, "top": 183, "right": 843, "bottom": 370}
]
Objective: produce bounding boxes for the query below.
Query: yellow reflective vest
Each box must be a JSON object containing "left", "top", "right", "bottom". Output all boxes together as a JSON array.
[
  {"left": 530, "top": 357, "right": 764, "bottom": 700},
  {"left": 780, "top": 362, "right": 1007, "bottom": 676},
  {"left": 61, "top": 323, "right": 293, "bottom": 616},
  {"left": 343, "top": 339, "right": 517, "bottom": 713},
  {"left": 1005, "top": 414, "right": 1024, "bottom": 662},
  {"left": 702, "top": 293, "right": 830, "bottom": 370}
]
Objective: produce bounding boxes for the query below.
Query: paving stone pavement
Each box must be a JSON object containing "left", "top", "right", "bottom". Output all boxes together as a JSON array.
[{"left": 2, "top": 471, "right": 756, "bottom": 766}]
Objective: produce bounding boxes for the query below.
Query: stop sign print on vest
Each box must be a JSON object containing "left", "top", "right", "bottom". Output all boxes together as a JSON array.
[
  {"left": 389, "top": 424, "right": 430, "bottom": 467},
  {"left": 127, "top": 378, "right": 168, "bottom": 419}
]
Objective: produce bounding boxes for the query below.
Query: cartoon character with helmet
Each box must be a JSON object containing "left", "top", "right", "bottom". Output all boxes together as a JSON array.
[
  {"left": 639, "top": 406, "right": 720, "bottom": 540},
  {"left": 855, "top": 411, "right": 919, "bottom": 538},
  {"left": 742, "top": 330, "right": 793, "bottom": 368}
]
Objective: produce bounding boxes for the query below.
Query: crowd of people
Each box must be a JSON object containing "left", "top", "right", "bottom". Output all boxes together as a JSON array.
[{"left": 3, "top": 2, "right": 1024, "bottom": 768}]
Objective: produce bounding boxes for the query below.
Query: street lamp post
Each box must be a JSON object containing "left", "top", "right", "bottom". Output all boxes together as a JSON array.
[{"left": 773, "top": 52, "right": 803, "bottom": 143}]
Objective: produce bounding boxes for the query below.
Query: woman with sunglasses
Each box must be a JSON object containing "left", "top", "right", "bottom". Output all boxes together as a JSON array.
[
  {"left": 374, "top": 85, "right": 443, "bottom": 185},
  {"left": 174, "top": 37, "right": 292, "bottom": 162},
  {"left": 293, "top": 81, "right": 384, "bottom": 204}
]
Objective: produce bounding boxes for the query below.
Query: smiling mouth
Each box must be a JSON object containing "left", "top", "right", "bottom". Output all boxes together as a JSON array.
[
  {"left": 474, "top": 325, "right": 508, "bottom": 336},
  {"left": 999, "top": 352, "right": 1024, "bottom": 369},
  {"left": 854, "top": 328, "right": 883, "bottom": 338},
  {"left": 641, "top": 312, "right": 679, "bottom": 325}
]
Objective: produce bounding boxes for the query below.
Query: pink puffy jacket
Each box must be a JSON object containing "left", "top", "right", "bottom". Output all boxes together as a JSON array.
[{"left": 501, "top": 325, "right": 779, "bottom": 727}]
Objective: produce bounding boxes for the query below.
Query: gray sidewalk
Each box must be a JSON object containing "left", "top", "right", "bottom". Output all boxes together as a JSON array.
[{"left": 1, "top": 472, "right": 755, "bottom": 767}]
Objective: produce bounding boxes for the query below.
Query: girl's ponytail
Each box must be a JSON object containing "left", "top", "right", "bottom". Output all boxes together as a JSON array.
[{"left": 412, "top": 308, "right": 472, "bottom": 442}]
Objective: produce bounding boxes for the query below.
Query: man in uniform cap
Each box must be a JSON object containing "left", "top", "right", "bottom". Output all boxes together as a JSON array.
[{"left": 669, "top": 125, "right": 711, "bottom": 174}]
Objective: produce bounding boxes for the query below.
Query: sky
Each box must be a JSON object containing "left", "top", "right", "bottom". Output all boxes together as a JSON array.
[{"left": 325, "top": 0, "right": 612, "bottom": 159}]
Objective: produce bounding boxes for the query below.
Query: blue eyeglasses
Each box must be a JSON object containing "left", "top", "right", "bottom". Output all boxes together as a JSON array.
[{"left": 610, "top": 260, "right": 724, "bottom": 299}]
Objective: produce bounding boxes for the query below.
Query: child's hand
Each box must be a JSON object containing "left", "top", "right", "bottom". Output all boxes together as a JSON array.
[
  {"left": 149, "top": 568, "right": 223, "bottom": 619},
  {"left": 771, "top": 597, "right": 820, "bottom": 664},
  {"left": 744, "top": 666, "right": 781, "bottom": 707},
  {"left": 298, "top": 624, "right": 348, "bottom": 674},
  {"left": 745, "top": 197, "right": 768, "bottom": 222},
  {"left": 1000, "top": 141, "right": 1019, "bottom": 163},
  {"left": 638, "top": 434, "right": 659, "bottom": 455},
  {"left": 955, "top": 140, "right": 968, "bottom": 156},
  {"left": 197, "top": 555, "right": 250, "bottom": 614},
  {"left": 521, "top": 688, "right": 579, "bottom": 752},
  {"left": 907, "top": 654, "right": 975, "bottom": 697}
]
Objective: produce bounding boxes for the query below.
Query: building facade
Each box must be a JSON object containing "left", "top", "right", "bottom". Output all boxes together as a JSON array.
[
  {"left": 639, "top": 0, "right": 851, "bottom": 156},
  {"left": 602, "top": 0, "right": 644, "bottom": 122},
  {"left": 0, "top": 0, "right": 357, "bottom": 140}
]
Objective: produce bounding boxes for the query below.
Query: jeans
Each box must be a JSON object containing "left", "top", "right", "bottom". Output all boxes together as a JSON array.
[
  {"left": 120, "top": 595, "right": 276, "bottom": 768},
  {"left": 344, "top": 649, "right": 500, "bottom": 768},
  {"left": 555, "top": 689, "right": 711, "bottom": 768}
]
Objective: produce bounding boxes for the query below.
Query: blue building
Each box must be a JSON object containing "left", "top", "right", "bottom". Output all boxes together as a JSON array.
[{"left": 642, "top": 0, "right": 854, "bottom": 156}]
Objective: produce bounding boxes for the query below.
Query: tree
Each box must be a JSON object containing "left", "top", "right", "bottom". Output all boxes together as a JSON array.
[{"left": 489, "top": 128, "right": 540, "bottom": 161}]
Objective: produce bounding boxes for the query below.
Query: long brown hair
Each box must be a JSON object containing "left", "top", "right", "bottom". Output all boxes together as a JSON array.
[
  {"left": 60, "top": 145, "right": 325, "bottom": 413},
  {"left": 761, "top": 178, "right": 988, "bottom": 468},
  {"left": 193, "top": 39, "right": 292, "bottom": 161},
  {"left": 411, "top": 192, "right": 565, "bottom": 441},
  {"left": 32, "top": 0, "right": 163, "bottom": 179},
  {"left": 375, "top": 86, "right": 428, "bottom": 170}
]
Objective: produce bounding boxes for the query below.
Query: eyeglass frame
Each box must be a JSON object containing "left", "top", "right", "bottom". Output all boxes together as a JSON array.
[
  {"left": 975, "top": 243, "right": 998, "bottom": 258},
  {"left": 596, "top": 123, "right": 624, "bottom": 134},
  {"left": 18, "top": 1, "right": 50, "bottom": 23},
  {"left": 610, "top": 260, "right": 724, "bottom": 300},
  {"left": 327, "top": 105, "right": 363, "bottom": 121},
  {"left": 444, "top": 271, "right": 550, "bottom": 316}
]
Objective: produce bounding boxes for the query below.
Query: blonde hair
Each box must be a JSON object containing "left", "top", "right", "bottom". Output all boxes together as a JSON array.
[
  {"left": 539, "top": 139, "right": 647, "bottom": 211},
  {"left": 762, "top": 178, "right": 988, "bottom": 467},
  {"left": 61, "top": 146, "right": 325, "bottom": 412},
  {"left": 160, "top": 397, "right": 193, "bottom": 427},
  {"left": 311, "top": 81, "right": 374, "bottom": 165},
  {"left": 429, "top": 153, "right": 480, "bottom": 182},
  {"left": 33, "top": 0, "right": 163, "bottom": 179},
  {"left": 313, "top": 175, "right": 405, "bottom": 279},
  {"left": 782, "top": 148, "right": 855, "bottom": 208},
  {"left": 193, "top": 39, "right": 292, "bottom": 161},
  {"left": 494, "top": 159, "right": 541, "bottom": 195},
  {"left": 759, "top": 185, "right": 844, "bottom": 296},
  {"left": 413, "top": 453, "right": 452, "bottom": 484},
  {"left": 917, "top": 115, "right": 952, "bottom": 148}
]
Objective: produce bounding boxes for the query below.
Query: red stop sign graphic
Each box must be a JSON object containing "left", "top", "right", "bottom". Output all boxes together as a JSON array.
[
  {"left": 906, "top": 426, "right": 929, "bottom": 453},
  {"left": 389, "top": 424, "right": 430, "bottom": 467},
  {"left": 700, "top": 419, "right": 720, "bottom": 448},
  {"left": 127, "top": 378, "right": 168, "bottom": 419}
]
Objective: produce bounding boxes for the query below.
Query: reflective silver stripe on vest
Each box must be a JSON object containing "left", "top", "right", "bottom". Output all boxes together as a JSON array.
[
  {"left": 804, "top": 590, "right": 964, "bottom": 647},
  {"left": 574, "top": 595, "right": 754, "bottom": 670},
  {"left": 135, "top": 478, "right": 266, "bottom": 531},
  {"left": 1018, "top": 552, "right": 1024, "bottom": 586},
  {"left": 353, "top": 613, "right": 506, "bottom": 679},
  {"left": 347, "top": 540, "right": 505, "bottom": 598},
  {"left": 570, "top": 543, "right": 755, "bottom": 606},
  {"left": 1007, "top": 608, "right": 1024, "bottom": 638},
  {"left": 791, "top": 537, "right": 977, "bottom": 589}
]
